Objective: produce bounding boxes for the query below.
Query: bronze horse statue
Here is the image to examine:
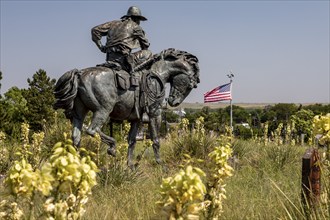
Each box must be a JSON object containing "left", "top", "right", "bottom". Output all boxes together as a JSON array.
[{"left": 54, "top": 48, "right": 200, "bottom": 168}]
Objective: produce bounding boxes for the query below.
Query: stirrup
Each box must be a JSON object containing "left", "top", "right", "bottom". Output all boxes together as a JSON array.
[
  {"left": 142, "top": 113, "right": 149, "bottom": 123},
  {"left": 130, "top": 76, "right": 139, "bottom": 87}
]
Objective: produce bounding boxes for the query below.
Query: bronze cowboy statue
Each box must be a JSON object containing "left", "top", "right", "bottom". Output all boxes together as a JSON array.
[
  {"left": 53, "top": 6, "right": 200, "bottom": 169},
  {"left": 91, "top": 6, "right": 152, "bottom": 78},
  {"left": 91, "top": 6, "right": 152, "bottom": 119}
]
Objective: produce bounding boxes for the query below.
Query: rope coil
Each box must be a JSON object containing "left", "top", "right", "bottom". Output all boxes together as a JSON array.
[{"left": 140, "top": 71, "right": 165, "bottom": 109}]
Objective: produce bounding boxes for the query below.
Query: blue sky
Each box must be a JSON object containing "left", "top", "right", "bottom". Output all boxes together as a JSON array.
[{"left": 1, "top": 1, "right": 329, "bottom": 104}]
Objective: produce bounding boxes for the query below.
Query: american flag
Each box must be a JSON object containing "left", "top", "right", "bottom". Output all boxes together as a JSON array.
[{"left": 204, "top": 83, "right": 232, "bottom": 103}]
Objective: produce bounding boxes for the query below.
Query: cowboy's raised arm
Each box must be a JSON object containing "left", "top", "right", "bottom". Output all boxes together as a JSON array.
[{"left": 91, "top": 22, "right": 112, "bottom": 52}]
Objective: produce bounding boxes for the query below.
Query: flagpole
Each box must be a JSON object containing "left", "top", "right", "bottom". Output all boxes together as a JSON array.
[
  {"left": 230, "top": 99, "right": 233, "bottom": 130},
  {"left": 227, "top": 72, "right": 234, "bottom": 131}
]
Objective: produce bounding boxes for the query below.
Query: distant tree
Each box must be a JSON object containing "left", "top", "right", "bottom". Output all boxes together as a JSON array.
[
  {"left": 269, "top": 103, "right": 298, "bottom": 122},
  {"left": 186, "top": 106, "right": 210, "bottom": 124},
  {"left": 197, "top": 107, "right": 219, "bottom": 129},
  {"left": 290, "top": 109, "right": 315, "bottom": 141},
  {"left": 260, "top": 109, "right": 276, "bottom": 123},
  {"left": 217, "top": 108, "right": 230, "bottom": 127},
  {"left": 0, "top": 86, "right": 28, "bottom": 138},
  {"left": 235, "top": 124, "right": 253, "bottom": 140},
  {"left": 23, "top": 69, "right": 56, "bottom": 131},
  {"left": 260, "top": 103, "right": 298, "bottom": 135},
  {"left": 0, "top": 71, "right": 2, "bottom": 97},
  {"left": 250, "top": 109, "right": 262, "bottom": 127},
  {"left": 303, "top": 104, "right": 330, "bottom": 115},
  {"left": 200, "top": 111, "right": 218, "bottom": 131},
  {"left": 224, "top": 105, "right": 251, "bottom": 124},
  {"left": 201, "top": 106, "right": 211, "bottom": 116}
]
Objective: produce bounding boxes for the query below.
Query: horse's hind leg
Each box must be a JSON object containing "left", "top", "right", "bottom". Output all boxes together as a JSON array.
[
  {"left": 72, "top": 98, "right": 88, "bottom": 146},
  {"left": 85, "top": 109, "right": 117, "bottom": 156},
  {"left": 127, "top": 121, "right": 140, "bottom": 169}
]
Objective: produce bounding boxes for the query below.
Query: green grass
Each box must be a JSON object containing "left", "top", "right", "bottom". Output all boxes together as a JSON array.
[
  {"left": 1, "top": 131, "right": 329, "bottom": 219},
  {"left": 223, "top": 140, "right": 328, "bottom": 220},
  {"left": 82, "top": 139, "right": 328, "bottom": 220},
  {"left": 83, "top": 151, "right": 172, "bottom": 220}
]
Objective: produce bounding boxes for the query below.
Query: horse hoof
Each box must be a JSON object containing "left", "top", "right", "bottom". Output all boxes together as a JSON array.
[
  {"left": 162, "top": 164, "right": 169, "bottom": 173},
  {"left": 128, "top": 164, "right": 135, "bottom": 171},
  {"left": 107, "top": 147, "right": 116, "bottom": 157}
]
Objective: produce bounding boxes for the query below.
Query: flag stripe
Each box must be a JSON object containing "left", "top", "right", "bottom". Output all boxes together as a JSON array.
[{"left": 204, "top": 83, "right": 232, "bottom": 103}]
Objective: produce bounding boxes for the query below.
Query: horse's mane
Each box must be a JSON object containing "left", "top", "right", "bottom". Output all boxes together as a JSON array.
[
  {"left": 135, "top": 48, "right": 200, "bottom": 82},
  {"left": 159, "top": 48, "right": 200, "bottom": 79}
]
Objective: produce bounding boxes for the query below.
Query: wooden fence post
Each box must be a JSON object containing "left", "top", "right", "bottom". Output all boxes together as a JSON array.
[{"left": 301, "top": 148, "right": 321, "bottom": 208}]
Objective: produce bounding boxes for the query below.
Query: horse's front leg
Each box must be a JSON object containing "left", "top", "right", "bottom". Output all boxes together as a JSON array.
[
  {"left": 149, "top": 115, "right": 162, "bottom": 164},
  {"left": 127, "top": 121, "right": 140, "bottom": 169},
  {"left": 85, "top": 109, "right": 116, "bottom": 156}
]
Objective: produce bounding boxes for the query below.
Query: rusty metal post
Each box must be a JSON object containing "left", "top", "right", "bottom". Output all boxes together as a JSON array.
[{"left": 301, "top": 148, "right": 321, "bottom": 209}]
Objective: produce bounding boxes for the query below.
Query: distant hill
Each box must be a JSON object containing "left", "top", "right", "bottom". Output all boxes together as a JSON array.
[
  {"left": 172, "top": 102, "right": 270, "bottom": 110},
  {"left": 172, "top": 102, "right": 323, "bottom": 110}
]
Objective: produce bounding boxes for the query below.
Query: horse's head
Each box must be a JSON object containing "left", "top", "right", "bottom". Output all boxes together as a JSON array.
[{"left": 158, "top": 48, "right": 200, "bottom": 107}]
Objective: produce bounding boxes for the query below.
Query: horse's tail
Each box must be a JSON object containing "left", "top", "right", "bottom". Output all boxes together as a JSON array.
[{"left": 53, "top": 68, "right": 79, "bottom": 119}]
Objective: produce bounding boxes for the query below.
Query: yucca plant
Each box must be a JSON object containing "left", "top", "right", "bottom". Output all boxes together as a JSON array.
[
  {"left": 0, "top": 131, "right": 10, "bottom": 176},
  {"left": 157, "top": 165, "right": 207, "bottom": 219},
  {"left": 42, "top": 110, "right": 72, "bottom": 153},
  {"left": 313, "top": 114, "right": 330, "bottom": 218},
  {"left": 169, "top": 117, "right": 218, "bottom": 162},
  {"left": 1, "top": 133, "right": 99, "bottom": 219}
]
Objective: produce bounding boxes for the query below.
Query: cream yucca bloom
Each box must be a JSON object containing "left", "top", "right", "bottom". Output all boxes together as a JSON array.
[
  {"left": 158, "top": 165, "right": 207, "bottom": 219},
  {"left": 205, "top": 135, "right": 234, "bottom": 219},
  {"left": 313, "top": 113, "right": 330, "bottom": 146},
  {"left": 5, "top": 158, "right": 38, "bottom": 196},
  {"left": 3, "top": 133, "right": 98, "bottom": 219},
  {"left": 180, "top": 118, "right": 190, "bottom": 132}
]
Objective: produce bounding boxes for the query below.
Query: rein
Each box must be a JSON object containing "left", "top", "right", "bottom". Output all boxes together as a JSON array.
[{"left": 133, "top": 54, "right": 161, "bottom": 72}]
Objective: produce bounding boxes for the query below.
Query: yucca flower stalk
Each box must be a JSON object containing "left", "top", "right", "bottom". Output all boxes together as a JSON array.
[
  {"left": 0, "top": 131, "right": 7, "bottom": 173},
  {"left": 31, "top": 131, "right": 45, "bottom": 168},
  {"left": 2, "top": 133, "right": 99, "bottom": 219},
  {"left": 290, "top": 120, "right": 296, "bottom": 146},
  {"left": 157, "top": 165, "right": 207, "bottom": 219},
  {"left": 20, "top": 123, "right": 31, "bottom": 160},
  {"left": 274, "top": 123, "right": 283, "bottom": 146},
  {"left": 179, "top": 118, "right": 190, "bottom": 133},
  {"left": 205, "top": 136, "right": 234, "bottom": 219},
  {"left": 0, "top": 200, "right": 24, "bottom": 220},
  {"left": 313, "top": 113, "right": 330, "bottom": 217},
  {"left": 263, "top": 122, "right": 269, "bottom": 145},
  {"left": 194, "top": 117, "right": 206, "bottom": 147}
]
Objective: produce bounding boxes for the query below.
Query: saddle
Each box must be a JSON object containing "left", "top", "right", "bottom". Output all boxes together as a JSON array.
[
  {"left": 115, "top": 70, "right": 131, "bottom": 90},
  {"left": 96, "top": 57, "right": 165, "bottom": 120},
  {"left": 97, "top": 61, "right": 132, "bottom": 90},
  {"left": 113, "top": 69, "right": 165, "bottom": 121}
]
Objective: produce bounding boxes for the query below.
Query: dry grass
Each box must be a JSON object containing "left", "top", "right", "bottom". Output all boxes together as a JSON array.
[
  {"left": 1, "top": 132, "right": 329, "bottom": 219},
  {"left": 83, "top": 139, "right": 328, "bottom": 220}
]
